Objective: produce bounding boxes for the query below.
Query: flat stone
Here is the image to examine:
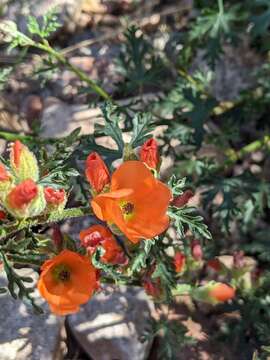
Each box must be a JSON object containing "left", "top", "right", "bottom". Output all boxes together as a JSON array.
[
  {"left": 0, "top": 268, "right": 62, "bottom": 360},
  {"left": 68, "top": 285, "right": 154, "bottom": 360}
]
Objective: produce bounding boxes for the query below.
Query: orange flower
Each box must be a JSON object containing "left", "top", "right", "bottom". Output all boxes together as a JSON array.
[
  {"left": 174, "top": 251, "right": 185, "bottom": 273},
  {"left": 80, "top": 225, "right": 126, "bottom": 265},
  {"left": 85, "top": 152, "right": 110, "bottom": 193},
  {"left": 44, "top": 187, "right": 66, "bottom": 205},
  {"left": 37, "top": 250, "right": 97, "bottom": 315},
  {"left": 140, "top": 138, "right": 160, "bottom": 169},
  {"left": 0, "top": 163, "right": 9, "bottom": 181},
  {"left": 8, "top": 179, "right": 38, "bottom": 209},
  {"left": 209, "top": 283, "right": 235, "bottom": 303},
  {"left": 91, "top": 161, "right": 171, "bottom": 243}
]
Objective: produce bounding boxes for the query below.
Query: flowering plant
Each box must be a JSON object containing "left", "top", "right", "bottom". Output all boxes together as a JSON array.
[
  {"left": 1, "top": 6, "right": 269, "bottom": 358},
  {"left": 0, "top": 106, "right": 237, "bottom": 319}
]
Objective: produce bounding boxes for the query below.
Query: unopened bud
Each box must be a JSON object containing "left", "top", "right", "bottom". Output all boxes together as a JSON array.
[
  {"left": 171, "top": 190, "right": 194, "bottom": 208},
  {"left": 191, "top": 240, "right": 203, "bottom": 261}
]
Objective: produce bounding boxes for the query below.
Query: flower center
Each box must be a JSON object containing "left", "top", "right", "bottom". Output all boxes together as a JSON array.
[
  {"left": 52, "top": 264, "right": 71, "bottom": 282},
  {"left": 119, "top": 200, "right": 135, "bottom": 220}
]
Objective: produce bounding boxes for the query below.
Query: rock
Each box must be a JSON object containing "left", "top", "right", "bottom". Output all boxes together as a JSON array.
[
  {"left": 40, "top": 98, "right": 102, "bottom": 138},
  {"left": 68, "top": 285, "right": 154, "bottom": 360},
  {"left": 70, "top": 56, "right": 95, "bottom": 73},
  {"left": 22, "top": 95, "right": 44, "bottom": 124},
  {"left": 0, "top": 268, "right": 62, "bottom": 360},
  {"left": 191, "top": 43, "right": 261, "bottom": 101}
]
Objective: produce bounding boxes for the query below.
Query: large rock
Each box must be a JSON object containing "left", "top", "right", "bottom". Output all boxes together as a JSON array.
[
  {"left": 0, "top": 268, "right": 62, "bottom": 360},
  {"left": 68, "top": 285, "right": 155, "bottom": 360}
]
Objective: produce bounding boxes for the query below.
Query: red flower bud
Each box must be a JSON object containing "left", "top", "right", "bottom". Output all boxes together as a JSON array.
[
  {"left": 140, "top": 138, "right": 160, "bottom": 169},
  {"left": 171, "top": 190, "right": 194, "bottom": 208},
  {"left": 8, "top": 179, "right": 38, "bottom": 209},
  {"left": 207, "top": 259, "right": 222, "bottom": 272},
  {"left": 191, "top": 240, "right": 203, "bottom": 261},
  {"left": 143, "top": 278, "right": 162, "bottom": 298},
  {"left": 85, "top": 152, "right": 110, "bottom": 193},
  {"left": 44, "top": 187, "right": 66, "bottom": 205},
  {"left": 0, "top": 163, "right": 9, "bottom": 182},
  {"left": 209, "top": 283, "right": 235, "bottom": 302},
  {"left": 0, "top": 210, "right": 6, "bottom": 220},
  {"left": 174, "top": 251, "right": 186, "bottom": 273}
]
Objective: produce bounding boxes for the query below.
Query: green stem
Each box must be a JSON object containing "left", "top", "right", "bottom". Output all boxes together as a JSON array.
[
  {"left": 218, "top": 0, "right": 224, "bottom": 14},
  {"left": 225, "top": 135, "right": 270, "bottom": 164},
  {"left": 0, "top": 207, "right": 92, "bottom": 242},
  {"left": 36, "top": 40, "right": 111, "bottom": 101}
]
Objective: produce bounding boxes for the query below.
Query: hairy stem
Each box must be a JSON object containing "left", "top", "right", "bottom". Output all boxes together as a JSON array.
[
  {"left": 225, "top": 135, "right": 270, "bottom": 164},
  {"left": 36, "top": 40, "right": 111, "bottom": 101},
  {"left": 0, "top": 207, "right": 92, "bottom": 242}
]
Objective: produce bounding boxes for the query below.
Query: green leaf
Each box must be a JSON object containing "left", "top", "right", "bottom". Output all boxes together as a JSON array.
[
  {"left": 168, "top": 175, "right": 186, "bottom": 197},
  {"left": 27, "top": 8, "right": 61, "bottom": 38},
  {"left": 183, "top": 88, "right": 217, "bottom": 147},
  {"left": 100, "top": 103, "right": 125, "bottom": 153},
  {"left": 250, "top": 0, "right": 270, "bottom": 36},
  {"left": 130, "top": 239, "right": 156, "bottom": 274},
  {"left": 169, "top": 206, "right": 212, "bottom": 240},
  {"left": 27, "top": 16, "right": 41, "bottom": 35},
  {"left": 92, "top": 247, "right": 126, "bottom": 283},
  {"left": 0, "top": 251, "right": 43, "bottom": 313},
  {"left": 130, "top": 112, "right": 154, "bottom": 148},
  {"left": 0, "top": 67, "right": 12, "bottom": 91}
]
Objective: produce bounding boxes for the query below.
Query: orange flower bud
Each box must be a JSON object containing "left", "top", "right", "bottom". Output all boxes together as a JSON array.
[
  {"left": 10, "top": 140, "right": 39, "bottom": 182},
  {"left": 0, "top": 163, "right": 10, "bottom": 182},
  {"left": 209, "top": 283, "right": 235, "bottom": 303},
  {"left": 140, "top": 138, "right": 160, "bottom": 169},
  {"left": 85, "top": 152, "right": 110, "bottom": 193},
  {"left": 193, "top": 282, "right": 235, "bottom": 304},
  {"left": 44, "top": 187, "right": 66, "bottom": 205},
  {"left": 174, "top": 251, "right": 185, "bottom": 273},
  {"left": 171, "top": 190, "right": 194, "bottom": 208},
  {"left": 8, "top": 179, "right": 38, "bottom": 209}
]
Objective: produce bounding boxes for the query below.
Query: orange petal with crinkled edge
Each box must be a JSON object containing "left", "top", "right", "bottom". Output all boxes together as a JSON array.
[
  {"left": 37, "top": 250, "right": 97, "bottom": 316},
  {"left": 111, "top": 161, "right": 154, "bottom": 192},
  {"left": 91, "top": 161, "right": 172, "bottom": 243}
]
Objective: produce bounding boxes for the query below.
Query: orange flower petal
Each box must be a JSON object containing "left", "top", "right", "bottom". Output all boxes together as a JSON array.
[
  {"left": 91, "top": 161, "right": 171, "bottom": 243},
  {"left": 37, "top": 250, "right": 97, "bottom": 316}
]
